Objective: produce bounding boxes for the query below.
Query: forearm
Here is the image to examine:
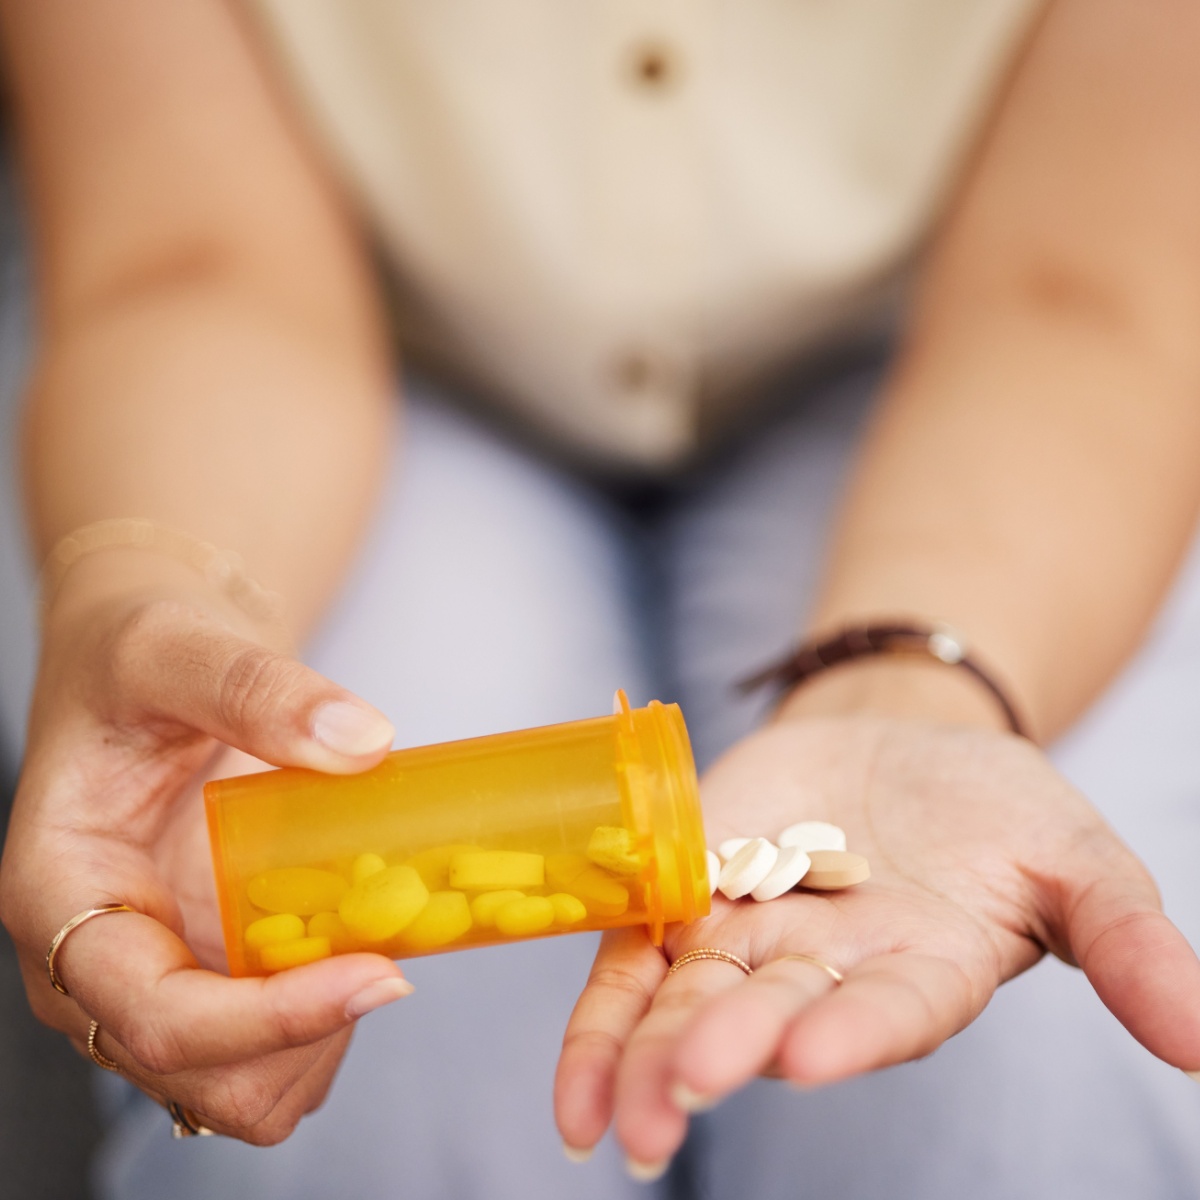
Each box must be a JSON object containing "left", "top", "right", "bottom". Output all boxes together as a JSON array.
[
  {"left": 3, "top": 0, "right": 395, "bottom": 644},
  {"left": 799, "top": 298, "right": 1200, "bottom": 741},
  {"left": 790, "top": 0, "right": 1200, "bottom": 742},
  {"left": 24, "top": 278, "right": 393, "bottom": 642}
]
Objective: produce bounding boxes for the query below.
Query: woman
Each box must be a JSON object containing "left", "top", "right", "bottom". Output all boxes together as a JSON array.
[{"left": 2, "top": 1, "right": 1200, "bottom": 1197}]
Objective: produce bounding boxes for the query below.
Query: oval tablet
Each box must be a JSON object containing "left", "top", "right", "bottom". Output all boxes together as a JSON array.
[
  {"left": 750, "top": 845, "right": 812, "bottom": 902},
  {"left": 260, "top": 936, "right": 332, "bottom": 972},
  {"left": 718, "top": 838, "right": 777, "bottom": 900},
  {"left": 471, "top": 889, "right": 526, "bottom": 929},
  {"left": 777, "top": 822, "right": 847, "bottom": 854},
  {"left": 548, "top": 893, "right": 588, "bottom": 926},
  {"left": 247, "top": 867, "right": 349, "bottom": 916},
  {"left": 566, "top": 866, "right": 629, "bottom": 917},
  {"left": 396, "top": 890, "right": 473, "bottom": 951},
  {"left": 245, "top": 913, "right": 306, "bottom": 950},
  {"left": 495, "top": 896, "right": 556, "bottom": 937},
  {"left": 799, "top": 850, "right": 870, "bottom": 890}
]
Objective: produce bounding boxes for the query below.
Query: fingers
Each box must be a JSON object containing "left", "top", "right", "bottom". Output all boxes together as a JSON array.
[
  {"left": 554, "top": 928, "right": 667, "bottom": 1157},
  {"left": 606, "top": 947, "right": 979, "bottom": 1172},
  {"left": 103, "top": 600, "right": 393, "bottom": 771},
  {"left": 49, "top": 908, "right": 406, "bottom": 1146},
  {"left": 1057, "top": 866, "right": 1200, "bottom": 1069},
  {"left": 772, "top": 952, "right": 977, "bottom": 1082},
  {"left": 80, "top": 1020, "right": 355, "bottom": 1146},
  {"left": 610, "top": 953, "right": 752, "bottom": 1173},
  {"left": 56, "top": 909, "right": 412, "bottom": 1071},
  {"left": 667, "top": 955, "right": 844, "bottom": 1103}
]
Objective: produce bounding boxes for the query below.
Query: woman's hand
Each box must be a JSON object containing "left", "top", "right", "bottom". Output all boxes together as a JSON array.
[
  {"left": 554, "top": 713, "right": 1200, "bottom": 1173},
  {"left": 0, "top": 581, "right": 410, "bottom": 1145}
]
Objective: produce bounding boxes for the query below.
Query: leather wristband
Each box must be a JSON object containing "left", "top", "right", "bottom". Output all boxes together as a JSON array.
[{"left": 739, "top": 620, "right": 1029, "bottom": 739}]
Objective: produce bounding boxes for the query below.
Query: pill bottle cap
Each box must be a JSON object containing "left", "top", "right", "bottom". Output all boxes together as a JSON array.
[{"left": 613, "top": 690, "right": 710, "bottom": 943}]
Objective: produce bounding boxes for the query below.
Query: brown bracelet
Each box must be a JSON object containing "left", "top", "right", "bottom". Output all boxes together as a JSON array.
[{"left": 738, "top": 621, "right": 1029, "bottom": 739}]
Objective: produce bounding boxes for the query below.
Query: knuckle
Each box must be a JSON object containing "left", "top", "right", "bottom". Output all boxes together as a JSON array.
[
  {"left": 215, "top": 645, "right": 301, "bottom": 732},
  {"left": 266, "top": 995, "right": 323, "bottom": 1050},
  {"left": 561, "top": 1026, "right": 623, "bottom": 1060},
  {"left": 126, "top": 1018, "right": 189, "bottom": 1077},
  {"left": 586, "top": 965, "right": 656, "bottom": 1008},
  {"left": 240, "top": 1112, "right": 301, "bottom": 1148},
  {"left": 208, "top": 1074, "right": 284, "bottom": 1134}
]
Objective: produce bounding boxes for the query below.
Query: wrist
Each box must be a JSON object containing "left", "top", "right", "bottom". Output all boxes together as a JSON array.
[
  {"left": 41, "top": 545, "right": 289, "bottom": 652},
  {"left": 770, "top": 652, "right": 1018, "bottom": 735}
]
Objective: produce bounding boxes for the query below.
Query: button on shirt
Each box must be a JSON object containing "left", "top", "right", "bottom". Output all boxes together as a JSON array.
[{"left": 247, "top": 0, "right": 1043, "bottom": 471}]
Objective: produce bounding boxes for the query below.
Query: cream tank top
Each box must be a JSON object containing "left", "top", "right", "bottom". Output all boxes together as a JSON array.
[{"left": 247, "top": 1, "right": 1043, "bottom": 470}]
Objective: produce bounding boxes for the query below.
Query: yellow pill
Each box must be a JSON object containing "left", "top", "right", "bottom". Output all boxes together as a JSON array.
[
  {"left": 494, "top": 896, "right": 556, "bottom": 938},
  {"left": 545, "top": 853, "right": 590, "bottom": 889},
  {"left": 548, "top": 893, "right": 588, "bottom": 927},
  {"left": 449, "top": 851, "right": 544, "bottom": 891},
  {"left": 351, "top": 853, "right": 388, "bottom": 885},
  {"left": 404, "top": 844, "right": 486, "bottom": 890},
  {"left": 566, "top": 866, "right": 629, "bottom": 918},
  {"left": 470, "top": 890, "right": 526, "bottom": 929},
  {"left": 585, "top": 826, "right": 642, "bottom": 877},
  {"left": 396, "top": 891, "right": 473, "bottom": 951},
  {"left": 247, "top": 868, "right": 349, "bottom": 916},
  {"left": 339, "top": 865, "right": 429, "bottom": 942},
  {"left": 245, "top": 913, "right": 306, "bottom": 949},
  {"left": 260, "top": 936, "right": 332, "bottom": 972},
  {"left": 307, "top": 910, "right": 358, "bottom": 954}
]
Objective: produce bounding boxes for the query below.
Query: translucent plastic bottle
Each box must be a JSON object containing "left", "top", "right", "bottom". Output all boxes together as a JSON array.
[{"left": 205, "top": 692, "right": 710, "bottom": 976}]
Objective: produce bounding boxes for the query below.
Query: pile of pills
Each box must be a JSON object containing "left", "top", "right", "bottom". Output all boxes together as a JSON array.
[
  {"left": 704, "top": 821, "right": 870, "bottom": 903},
  {"left": 239, "top": 826, "right": 642, "bottom": 972}
]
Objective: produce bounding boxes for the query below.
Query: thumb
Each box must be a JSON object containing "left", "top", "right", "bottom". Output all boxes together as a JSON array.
[
  {"left": 1054, "top": 840, "right": 1200, "bottom": 1071},
  {"left": 107, "top": 604, "right": 394, "bottom": 772}
]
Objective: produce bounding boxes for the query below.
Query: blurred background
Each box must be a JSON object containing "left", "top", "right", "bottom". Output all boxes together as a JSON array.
[{"left": 0, "top": 133, "right": 101, "bottom": 1199}]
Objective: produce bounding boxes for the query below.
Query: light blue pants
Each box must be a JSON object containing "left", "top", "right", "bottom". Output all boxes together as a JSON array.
[{"left": 6, "top": 359, "right": 1200, "bottom": 1199}]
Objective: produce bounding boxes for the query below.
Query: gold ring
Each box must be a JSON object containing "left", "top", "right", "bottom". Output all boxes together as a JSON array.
[
  {"left": 774, "top": 953, "right": 844, "bottom": 985},
  {"left": 666, "top": 948, "right": 753, "bottom": 978},
  {"left": 46, "top": 903, "right": 135, "bottom": 996},
  {"left": 87, "top": 1020, "right": 122, "bottom": 1072},
  {"left": 168, "top": 1101, "right": 215, "bottom": 1139}
]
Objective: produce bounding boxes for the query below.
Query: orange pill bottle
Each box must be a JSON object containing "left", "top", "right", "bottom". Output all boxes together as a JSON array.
[{"left": 205, "top": 692, "right": 710, "bottom": 976}]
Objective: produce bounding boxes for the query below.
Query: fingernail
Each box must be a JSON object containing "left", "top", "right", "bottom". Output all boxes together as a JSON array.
[
  {"left": 346, "top": 976, "right": 414, "bottom": 1019},
  {"left": 1183, "top": 1069, "right": 1200, "bottom": 1084},
  {"left": 562, "top": 1142, "right": 594, "bottom": 1164},
  {"left": 625, "top": 1157, "right": 670, "bottom": 1183},
  {"left": 312, "top": 701, "right": 394, "bottom": 758},
  {"left": 669, "top": 1081, "right": 718, "bottom": 1113}
]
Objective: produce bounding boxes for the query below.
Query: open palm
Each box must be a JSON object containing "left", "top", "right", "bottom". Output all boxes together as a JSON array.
[{"left": 555, "top": 716, "right": 1200, "bottom": 1170}]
